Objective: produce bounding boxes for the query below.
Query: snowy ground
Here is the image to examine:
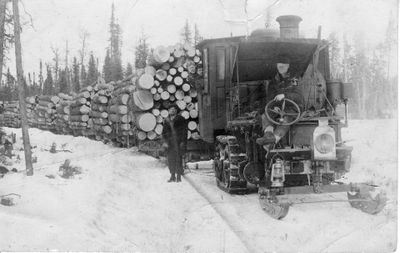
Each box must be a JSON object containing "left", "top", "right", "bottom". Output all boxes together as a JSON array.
[{"left": 0, "top": 119, "right": 397, "bottom": 252}]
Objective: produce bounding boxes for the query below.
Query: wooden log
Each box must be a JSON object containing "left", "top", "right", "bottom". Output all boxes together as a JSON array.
[
  {"left": 38, "top": 95, "right": 60, "bottom": 104},
  {"left": 135, "top": 113, "right": 156, "bottom": 132},
  {"left": 155, "top": 69, "right": 167, "bottom": 81},
  {"left": 182, "top": 83, "right": 191, "bottom": 92},
  {"left": 37, "top": 100, "right": 55, "bottom": 109},
  {"left": 70, "top": 121, "right": 88, "bottom": 127},
  {"left": 96, "top": 82, "right": 114, "bottom": 91},
  {"left": 161, "top": 63, "right": 170, "bottom": 71},
  {"left": 174, "top": 76, "right": 183, "bottom": 86},
  {"left": 167, "top": 84, "right": 176, "bottom": 94},
  {"left": 70, "top": 114, "right": 89, "bottom": 122},
  {"left": 156, "top": 115, "right": 163, "bottom": 123},
  {"left": 168, "top": 55, "right": 175, "bottom": 63},
  {"left": 169, "top": 96, "right": 176, "bottom": 102},
  {"left": 70, "top": 97, "right": 87, "bottom": 107},
  {"left": 173, "top": 57, "right": 185, "bottom": 68},
  {"left": 173, "top": 49, "right": 184, "bottom": 58},
  {"left": 193, "top": 55, "right": 201, "bottom": 63},
  {"left": 91, "top": 103, "right": 107, "bottom": 112},
  {"left": 137, "top": 73, "right": 154, "bottom": 89},
  {"left": 189, "top": 89, "right": 198, "bottom": 98},
  {"left": 181, "top": 71, "right": 189, "bottom": 79},
  {"left": 113, "top": 85, "right": 135, "bottom": 96},
  {"left": 175, "top": 90, "right": 185, "bottom": 100},
  {"left": 157, "top": 87, "right": 163, "bottom": 93},
  {"left": 169, "top": 68, "right": 177, "bottom": 76},
  {"left": 184, "top": 96, "right": 192, "bottom": 103},
  {"left": 26, "top": 96, "right": 36, "bottom": 104},
  {"left": 109, "top": 105, "right": 128, "bottom": 114},
  {"left": 150, "top": 87, "right": 157, "bottom": 95},
  {"left": 181, "top": 110, "right": 190, "bottom": 120},
  {"left": 102, "top": 125, "right": 112, "bottom": 134},
  {"left": 189, "top": 109, "right": 198, "bottom": 119},
  {"left": 80, "top": 85, "right": 93, "bottom": 93},
  {"left": 77, "top": 91, "right": 91, "bottom": 99},
  {"left": 119, "top": 124, "right": 130, "bottom": 131},
  {"left": 145, "top": 65, "right": 156, "bottom": 77},
  {"left": 176, "top": 100, "right": 187, "bottom": 110},
  {"left": 153, "top": 93, "right": 161, "bottom": 101},
  {"left": 154, "top": 80, "right": 160, "bottom": 87},
  {"left": 188, "top": 121, "right": 197, "bottom": 131},
  {"left": 70, "top": 105, "right": 90, "bottom": 115},
  {"left": 160, "top": 109, "right": 169, "bottom": 118},
  {"left": 196, "top": 68, "right": 203, "bottom": 76},
  {"left": 196, "top": 49, "right": 201, "bottom": 56},
  {"left": 137, "top": 131, "right": 147, "bottom": 141},
  {"left": 152, "top": 108, "right": 160, "bottom": 117},
  {"left": 152, "top": 46, "right": 170, "bottom": 64},
  {"left": 160, "top": 91, "right": 170, "bottom": 100},
  {"left": 109, "top": 93, "right": 129, "bottom": 105},
  {"left": 186, "top": 47, "right": 196, "bottom": 57},
  {"left": 92, "top": 95, "right": 108, "bottom": 104},
  {"left": 90, "top": 111, "right": 108, "bottom": 118},
  {"left": 154, "top": 124, "right": 163, "bottom": 135},
  {"left": 166, "top": 75, "right": 173, "bottom": 82},
  {"left": 147, "top": 131, "right": 157, "bottom": 140},
  {"left": 93, "top": 118, "right": 108, "bottom": 125},
  {"left": 108, "top": 114, "right": 129, "bottom": 123},
  {"left": 131, "top": 90, "right": 154, "bottom": 111}
]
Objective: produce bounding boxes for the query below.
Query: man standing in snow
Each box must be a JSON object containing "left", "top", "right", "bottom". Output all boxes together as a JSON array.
[{"left": 162, "top": 105, "right": 187, "bottom": 182}]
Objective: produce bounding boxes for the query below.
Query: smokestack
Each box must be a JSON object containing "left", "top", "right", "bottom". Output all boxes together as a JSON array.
[{"left": 276, "top": 15, "right": 302, "bottom": 39}]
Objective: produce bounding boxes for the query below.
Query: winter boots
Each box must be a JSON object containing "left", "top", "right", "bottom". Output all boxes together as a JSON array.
[{"left": 256, "top": 131, "right": 276, "bottom": 146}]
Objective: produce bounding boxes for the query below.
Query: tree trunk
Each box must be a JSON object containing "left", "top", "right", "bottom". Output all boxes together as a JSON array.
[
  {"left": 13, "top": 0, "right": 33, "bottom": 175},
  {"left": 0, "top": 0, "right": 7, "bottom": 85}
]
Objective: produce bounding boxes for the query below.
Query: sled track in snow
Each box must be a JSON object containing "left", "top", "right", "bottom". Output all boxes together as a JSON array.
[{"left": 183, "top": 172, "right": 258, "bottom": 253}]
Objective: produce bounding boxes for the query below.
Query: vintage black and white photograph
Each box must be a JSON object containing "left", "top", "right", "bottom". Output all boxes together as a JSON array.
[{"left": 0, "top": 0, "right": 397, "bottom": 252}]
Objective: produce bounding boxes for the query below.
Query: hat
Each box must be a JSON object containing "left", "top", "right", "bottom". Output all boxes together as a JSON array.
[{"left": 277, "top": 55, "right": 290, "bottom": 64}]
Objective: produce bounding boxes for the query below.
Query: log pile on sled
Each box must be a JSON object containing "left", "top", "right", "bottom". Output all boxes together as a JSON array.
[{"left": 0, "top": 42, "right": 203, "bottom": 147}]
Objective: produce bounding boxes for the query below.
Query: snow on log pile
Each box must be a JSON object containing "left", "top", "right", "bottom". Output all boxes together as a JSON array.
[
  {"left": 69, "top": 86, "right": 93, "bottom": 136},
  {"left": 55, "top": 93, "right": 73, "bottom": 134},
  {"left": 91, "top": 81, "right": 113, "bottom": 142},
  {"left": 35, "top": 95, "right": 60, "bottom": 130},
  {"left": 26, "top": 96, "right": 38, "bottom": 127},
  {"left": 138, "top": 42, "right": 203, "bottom": 141},
  {"left": 1, "top": 101, "right": 21, "bottom": 128}
]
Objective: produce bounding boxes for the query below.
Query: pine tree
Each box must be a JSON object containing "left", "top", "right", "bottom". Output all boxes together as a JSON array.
[
  {"left": 72, "top": 57, "right": 80, "bottom": 92},
  {"left": 103, "top": 49, "right": 112, "bottom": 82},
  {"left": 181, "top": 19, "right": 192, "bottom": 45},
  {"left": 125, "top": 63, "right": 133, "bottom": 78},
  {"left": 107, "top": 3, "right": 123, "bottom": 81},
  {"left": 85, "top": 53, "right": 97, "bottom": 86},
  {"left": 39, "top": 60, "right": 44, "bottom": 94},
  {"left": 80, "top": 64, "right": 87, "bottom": 87},
  {"left": 194, "top": 23, "right": 203, "bottom": 46},
  {"left": 58, "top": 69, "right": 68, "bottom": 93},
  {"left": 43, "top": 65, "right": 54, "bottom": 95},
  {"left": 135, "top": 30, "right": 149, "bottom": 69}
]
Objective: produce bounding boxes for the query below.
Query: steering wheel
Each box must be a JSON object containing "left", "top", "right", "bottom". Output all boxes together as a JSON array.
[{"left": 265, "top": 98, "right": 301, "bottom": 126}]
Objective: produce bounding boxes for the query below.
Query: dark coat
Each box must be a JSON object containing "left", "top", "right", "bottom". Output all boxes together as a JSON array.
[
  {"left": 162, "top": 115, "right": 187, "bottom": 153},
  {"left": 267, "top": 72, "right": 304, "bottom": 107}
]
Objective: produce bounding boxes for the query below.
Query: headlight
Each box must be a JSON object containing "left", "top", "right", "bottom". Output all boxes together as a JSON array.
[{"left": 315, "top": 133, "right": 335, "bottom": 154}]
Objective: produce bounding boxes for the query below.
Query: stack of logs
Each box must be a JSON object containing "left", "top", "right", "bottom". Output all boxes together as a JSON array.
[
  {"left": 69, "top": 87, "right": 93, "bottom": 136},
  {"left": 108, "top": 78, "right": 136, "bottom": 146},
  {"left": 26, "top": 96, "right": 38, "bottom": 127},
  {"left": 140, "top": 42, "right": 202, "bottom": 141},
  {"left": 36, "top": 95, "right": 60, "bottom": 130},
  {"left": 55, "top": 93, "right": 73, "bottom": 134},
  {"left": 0, "top": 42, "right": 204, "bottom": 146},
  {"left": 1, "top": 101, "right": 21, "bottom": 128},
  {"left": 91, "top": 82, "right": 113, "bottom": 141}
]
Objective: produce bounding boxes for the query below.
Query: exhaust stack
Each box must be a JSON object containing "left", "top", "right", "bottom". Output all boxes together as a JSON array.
[{"left": 276, "top": 15, "right": 302, "bottom": 39}]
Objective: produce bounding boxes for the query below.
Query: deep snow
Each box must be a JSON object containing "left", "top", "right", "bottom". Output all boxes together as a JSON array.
[{"left": 0, "top": 119, "right": 397, "bottom": 252}]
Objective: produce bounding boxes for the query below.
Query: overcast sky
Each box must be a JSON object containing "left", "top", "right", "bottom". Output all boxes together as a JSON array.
[{"left": 4, "top": 0, "right": 397, "bottom": 77}]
